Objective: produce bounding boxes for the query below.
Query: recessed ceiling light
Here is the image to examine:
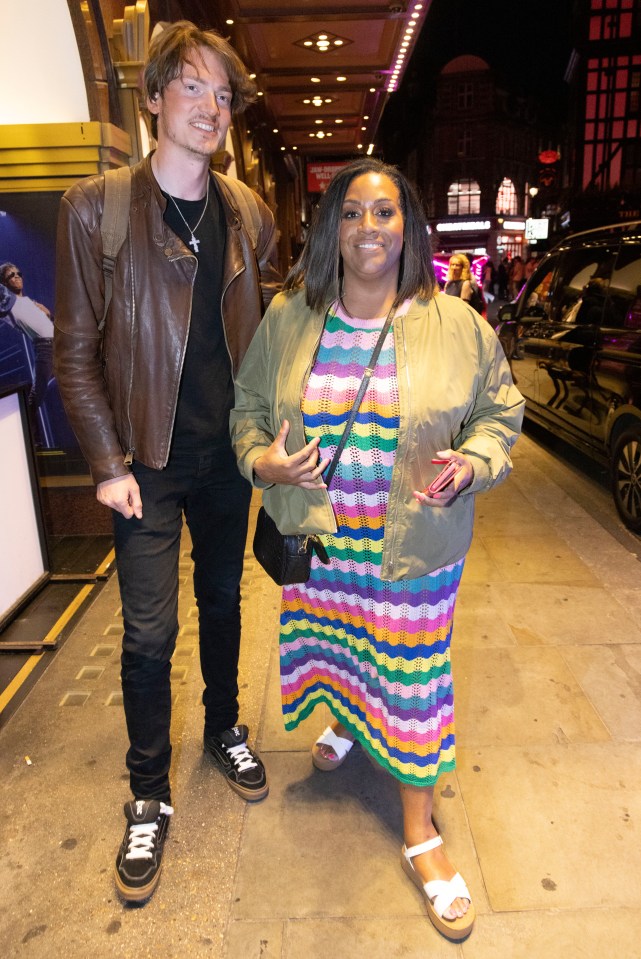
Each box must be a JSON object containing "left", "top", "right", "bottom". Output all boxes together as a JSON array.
[
  {"left": 273, "top": 128, "right": 279, "bottom": 133},
  {"left": 311, "top": 77, "right": 321, "bottom": 83},
  {"left": 295, "top": 30, "right": 352, "bottom": 53},
  {"left": 357, "top": 144, "right": 363, "bottom": 149},
  {"left": 337, "top": 76, "right": 347, "bottom": 82},
  {"left": 369, "top": 87, "right": 376, "bottom": 93},
  {"left": 335, "top": 119, "right": 343, "bottom": 123},
  {"left": 280, "top": 146, "right": 285, "bottom": 151},
  {"left": 226, "top": 19, "right": 234, "bottom": 25},
  {"left": 293, "top": 146, "right": 298, "bottom": 150},
  {"left": 250, "top": 73, "right": 256, "bottom": 79},
  {"left": 315, "top": 119, "right": 323, "bottom": 124},
  {"left": 361, "top": 126, "right": 366, "bottom": 131},
  {"left": 364, "top": 115, "right": 369, "bottom": 120}
]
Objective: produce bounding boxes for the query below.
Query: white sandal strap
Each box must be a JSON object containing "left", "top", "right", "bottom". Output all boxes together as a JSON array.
[
  {"left": 425, "top": 873, "right": 472, "bottom": 919},
  {"left": 315, "top": 725, "right": 354, "bottom": 761},
  {"left": 403, "top": 835, "right": 443, "bottom": 860}
]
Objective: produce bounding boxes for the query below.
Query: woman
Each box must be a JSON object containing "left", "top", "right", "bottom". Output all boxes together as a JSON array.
[
  {"left": 483, "top": 259, "right": 496, "bottom": 302},
  {"left": 444, "top": 253, "right": 485, "bottom": 317},
  {"left": 509, "top": 255, "right": 525, "bottom": 300},
  {"left": 231, "top": 159, "right": 523, "bottom": 942},
  {"left": 443, "top": 253, "right": 474, "bottom": 302}
]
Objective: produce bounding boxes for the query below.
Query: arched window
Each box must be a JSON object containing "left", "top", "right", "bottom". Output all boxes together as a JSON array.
[
  {"left": 447, "top": 179, "right": 481, "bottom": 215},
  {"left": 496, "top": 177, "right": 518, "bottom": 215}
]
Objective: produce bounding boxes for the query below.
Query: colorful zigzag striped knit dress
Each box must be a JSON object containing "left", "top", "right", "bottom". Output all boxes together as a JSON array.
[{"left": 280, "top": 302, "right": 465, "bottom": 786}]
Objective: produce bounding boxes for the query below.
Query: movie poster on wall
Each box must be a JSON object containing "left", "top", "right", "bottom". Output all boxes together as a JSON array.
[{"left": 0, "top": 191, "right": 85, "bottom": 469}]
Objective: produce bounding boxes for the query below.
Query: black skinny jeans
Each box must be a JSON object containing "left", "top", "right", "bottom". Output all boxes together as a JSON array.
[{"left": 112, "top": 444, "right": 252, "bottom": 803}]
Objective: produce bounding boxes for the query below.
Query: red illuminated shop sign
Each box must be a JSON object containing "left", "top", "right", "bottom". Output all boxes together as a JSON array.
[
  {"left": 307, "top": 161, "right": 348, "bottom": 193},
  {"left": 538, "top": 150, "right": 560, "bottom": 164}
]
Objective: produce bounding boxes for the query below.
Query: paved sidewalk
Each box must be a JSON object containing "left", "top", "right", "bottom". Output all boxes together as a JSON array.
[{"left": 1, "top": 433, "right": 641, "bottom": 958}]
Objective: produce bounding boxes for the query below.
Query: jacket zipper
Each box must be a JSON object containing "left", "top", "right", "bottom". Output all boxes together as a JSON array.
[
  {"left": 124, "top": 240, "right": 136, "bottom": 468},
  {"left": 220, "top": 215, "right": 245, "bottom": 375},
  {"left": 220, "top": 264, "right": 242, "bottom": 376},
  {"left": 382, "top": 314, "right": 411, "bottom": 580},
  {"left": 301, "top": 307, "right": 338, "bottom": 534}
]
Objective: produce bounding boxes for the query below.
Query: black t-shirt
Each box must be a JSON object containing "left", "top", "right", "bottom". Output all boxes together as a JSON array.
[{"left": 162, "top": 178, "right": 231, "bottom": 454}]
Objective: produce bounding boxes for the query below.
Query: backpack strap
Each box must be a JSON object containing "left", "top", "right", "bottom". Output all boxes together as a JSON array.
[
  {"left": 215, "top": 174, "right": 262, "bottom": 250},
  {"left": 99, "top": 165, "right": 132, "bottom": 332}
]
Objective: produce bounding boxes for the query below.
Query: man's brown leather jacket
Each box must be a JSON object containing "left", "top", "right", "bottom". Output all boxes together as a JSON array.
[{"left": 54, "top": 154, "right": 281, "bottom": 485}]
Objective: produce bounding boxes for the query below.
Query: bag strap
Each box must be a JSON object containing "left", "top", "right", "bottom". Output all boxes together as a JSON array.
[
  {"left": 99, "top": 165, "right": 132, "bottom": 332},
  {"left": 324, "top": 302, "right": 396, "bottom": 488}
]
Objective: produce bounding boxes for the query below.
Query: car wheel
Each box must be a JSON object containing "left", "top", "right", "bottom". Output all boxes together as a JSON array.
[{"left": 611, "top": 426, "right": 641, "bottom": 533}]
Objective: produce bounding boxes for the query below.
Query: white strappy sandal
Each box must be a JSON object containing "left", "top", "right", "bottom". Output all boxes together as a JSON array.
[
  {"left": 311, "top": 725, "right": 355, "bottom": 771},
  {"left": 401, "top": 836, "right": 475, "bottom": 941}
]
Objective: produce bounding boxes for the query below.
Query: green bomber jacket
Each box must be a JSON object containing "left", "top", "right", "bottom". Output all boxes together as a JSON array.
[{"left": 230, "top": 288, "right": 524, "bottom": 581}]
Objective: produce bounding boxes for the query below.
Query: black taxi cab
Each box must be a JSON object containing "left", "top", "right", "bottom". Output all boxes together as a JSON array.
[{"left": 496, "top": 221, "right": 641, "bottom": 533}]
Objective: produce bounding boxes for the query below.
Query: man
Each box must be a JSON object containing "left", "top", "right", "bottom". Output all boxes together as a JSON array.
[
  {"left": 0, "top": 262, "right": 54, "bottom": 445},
  {"left": 54, "top": 21, "right": 281, "bottom": 903}
]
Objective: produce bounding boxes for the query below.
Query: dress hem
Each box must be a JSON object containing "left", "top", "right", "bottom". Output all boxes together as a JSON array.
[{"left": 284, "top": 691, "right": 457, "bottom": 787}]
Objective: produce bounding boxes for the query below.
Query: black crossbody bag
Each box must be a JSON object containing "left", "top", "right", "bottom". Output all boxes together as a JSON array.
[{"left": 253, "top": 303, "right": 395, "bottom": 585}]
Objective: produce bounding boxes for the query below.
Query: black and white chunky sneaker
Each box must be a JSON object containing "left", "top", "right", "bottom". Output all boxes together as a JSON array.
[
  {"left": 203, "top": 724, "right": 268, "bottom": 801},
  {"left": 114, "top": 799, "right": 173, "bottom": 902}
]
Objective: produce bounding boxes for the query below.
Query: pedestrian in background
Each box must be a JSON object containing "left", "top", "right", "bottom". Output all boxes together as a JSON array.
[
  {"left": 483, "top": 258, "right": 496, "bottom": 302},
  {"left": 444, "top": 254, "right": 485, "bottom": 315},
  {"left": 509, "top": 254, "right": 525, "bottom": 299},
  {"left": 525, "top": 254, "right": 538, "bottom": 281},
  {"left": 444, "top": 253, "right": 473, "bottom": 302},
  {"left": 497, "top": 256, "right": 510, "bottom": 299}
]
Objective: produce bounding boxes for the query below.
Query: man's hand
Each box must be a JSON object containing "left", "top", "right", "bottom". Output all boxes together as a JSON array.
[
  {"left": 97, "top": 474, "right": 143, "bottom": 518},
  {"left": 253, "top": 419, "right": 330, "bottom": 489}
]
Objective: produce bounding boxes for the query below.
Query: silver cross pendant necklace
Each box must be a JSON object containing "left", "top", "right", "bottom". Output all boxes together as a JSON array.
[{"left": 168, "top": 176, "right": 210, "bottom": 253}]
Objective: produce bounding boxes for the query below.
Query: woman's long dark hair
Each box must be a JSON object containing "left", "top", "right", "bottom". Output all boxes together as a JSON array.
[{"left": 283, "top": 158, "right": 435, "bottom": 312}]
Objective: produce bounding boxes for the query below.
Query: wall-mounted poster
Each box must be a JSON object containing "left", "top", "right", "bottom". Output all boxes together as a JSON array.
[
  {"left": 0, "top": 192, "right": 85, "bottom": 464},
  {"left": 0, "top": 386, "right": 49, "bottom": 632}
]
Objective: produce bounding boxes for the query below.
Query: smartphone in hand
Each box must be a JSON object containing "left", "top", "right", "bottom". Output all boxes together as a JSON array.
[{"left": 424, "top": 458, "right": 463, "bottom": 496}]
